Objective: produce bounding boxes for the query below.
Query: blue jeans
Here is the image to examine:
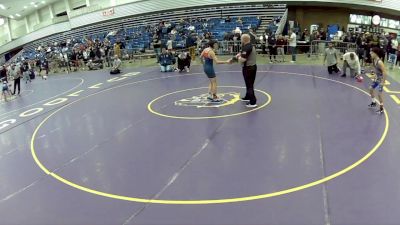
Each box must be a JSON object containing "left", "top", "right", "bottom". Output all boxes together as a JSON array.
[
  {"left": 289, "top": 46, "right": 296, "bottom": 61},
  {"left": 389, "top": 53, "right": 397, "bottom": 68},
  {"left": 160, "top": 65, "right": 172, "bottom": 72}
]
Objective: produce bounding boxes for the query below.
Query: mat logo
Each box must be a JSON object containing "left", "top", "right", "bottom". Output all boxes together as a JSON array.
[{"left": 174, "top": 92, "right": 240, "bottom": 108}]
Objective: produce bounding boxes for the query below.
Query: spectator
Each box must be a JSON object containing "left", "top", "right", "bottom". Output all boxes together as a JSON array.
[
  {"left": 186, "top": 32, "right": 197, "bottom": 61},
  {"left": 259, "top": 32, "right": 268, "bottom": 54},
  {"left": 342, "top": 52, "right": 361, "bottom": 78},
  {"left": 323, "top": 42, "right": 340, "bottom": 74},
  {"left": 0, "top": 66, "right": 7, "bottom": 82},
  {"left": 177, "top": 51, "right": 191, "bottom": 72},
  {"left": 301, "top": 29, "right": 311, "bottom": 57},
  {"left": 110, "top": 55, "right": 122, "bottom": 75},
  {"left": 288, "top": 29, "right": 297, "bottom": 63},
  {"left": 248, "top": 28, "right": 258, "bottom": 45},
  {"left": 159, "top": 48, "right": 175, "bottom": 72},
  {"left": 389, "top": 35, "right": 398, "bottom": 69},
  {"left": 153, "top": 34, "right": 162, "bottom": 63},
  {"left": 268, "top": 33, "right": 277, "bottom": 63},
  {"left": 10, "top": 64, "right": 21, "bottom": 95},
  {"left": 21, "top": 61, "right": 31, "bottom": 84},
  {"left": 167, "top": 38, "right": 173, "bottom": 51},
  {"left": 276, "top": 35, "right": 285, "bottom": 62}
]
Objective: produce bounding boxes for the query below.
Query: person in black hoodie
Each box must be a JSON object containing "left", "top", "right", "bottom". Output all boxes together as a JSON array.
[
  {"left": 177, "top": 51, "right": 191, "bottom": 72},
  {"left": 268, "top": 33, "right": 277, "bottom": 63}
]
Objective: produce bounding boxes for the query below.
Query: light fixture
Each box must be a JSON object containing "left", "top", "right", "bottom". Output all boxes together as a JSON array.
[
  {"left": 34, "top": 5, "right": 38, "bottom": 8},
  {"left": 0, "top": 18, "right": 5, "bottom": 26},
  {"left": 41, "top": 1, "right": 46, "bottom": 3},
  {"left": 9, "top": 15, "right": 14, "bottom": 19},
  {"left": 0, "top": 4, "right": 6, "bottom": 10},
  {"left": 30, "top": 2, "right": 35, "bottom": 5},
  {"left": 15, "top": 13, "right": 21, "bottom": 17},
  {"left": 24, "top": 6, "right": 28, "bottom": 9}
]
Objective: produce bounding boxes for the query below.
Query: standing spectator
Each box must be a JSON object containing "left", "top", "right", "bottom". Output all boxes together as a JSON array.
[
  {"left": 153, "top": 34, "right": 162, "bottom": 63},
  {"left": 259, "top": 32, "right": 268, "bottom": 54},
  {"left": 276, "top": 35, "right": 285, "bottom": 62},
  {"left": 0, "top": 65, "right": 8, "bottom": 82},
  {"left": 186, "top": 32, "right": 197, "bottom": 61},
  {"left": 388, "top": 35, "right": 398, "bottom": 69},
  {"left": 21, "top": 61, "right": 31, "bottom": 84},
  {"left": 301, "top": 29, "right": 311, "bottom": 57},
  {"left": 11, "top": 64, "right": 21, "bottom": 95},
  {"left": 288, "top": 29, "right": 297, "bottom": 63},
  {"left": 379, "top": 33, "right": 388, "bottom": 63},
  {"left": 268, "top": 33, "right": 277, "bottom": 63},
  {"left": 248, "top": 28, "right": 258, "bottom": 45}
]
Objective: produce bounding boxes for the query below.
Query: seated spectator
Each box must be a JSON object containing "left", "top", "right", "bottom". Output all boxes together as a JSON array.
[
  {"left": 87, "top": 58, "right": 104, "bottom": 70},
  {"left": 110, "top": 55, "right": 122, "bottom": 75},
  {"left": 237, "top": 17, "right": 243, "bottom": 25},
  {"left": 225, "top": 16, "right": 231, "bottom": 23},
  {"left": 159, "top": 48, "right": 175, "bottom": 72}
]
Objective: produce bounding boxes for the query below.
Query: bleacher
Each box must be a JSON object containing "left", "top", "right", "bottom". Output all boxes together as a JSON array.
[{"left": 22, "top": 4, "right": 286, "bottom": 59}]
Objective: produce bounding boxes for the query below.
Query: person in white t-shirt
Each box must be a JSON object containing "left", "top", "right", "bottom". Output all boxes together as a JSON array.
[
  {"left": 288, "top": 29, "right": 297, "bottom": 62},
  {"left": 341, "top": 52, "right": 361, "bottom": 78},
  {"left": 167, "top": 39, "right": 173, "bottom": 51}
]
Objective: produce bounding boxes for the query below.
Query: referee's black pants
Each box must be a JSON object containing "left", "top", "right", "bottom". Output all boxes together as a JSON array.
[
  {"left": 13, "top": 78, "right": 20, "bottom": 95},
  {"left": 242, "top": 65, "right": 257, "bottom": 105}
]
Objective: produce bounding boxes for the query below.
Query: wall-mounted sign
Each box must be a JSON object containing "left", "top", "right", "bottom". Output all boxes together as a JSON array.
[{"left": 102, "top": 8, "right": 115, "bottom": 17}]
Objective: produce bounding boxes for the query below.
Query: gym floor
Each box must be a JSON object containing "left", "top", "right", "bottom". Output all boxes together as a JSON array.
[{"left": 0, "top": 62, "right": 399, "bottom": 225}]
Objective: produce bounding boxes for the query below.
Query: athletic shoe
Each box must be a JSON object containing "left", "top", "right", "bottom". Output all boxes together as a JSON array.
[
  {"left": 341, "top": 74, "right": 347, "bottom": 77},
  {"left": 210, "top": 98, "right": 222, "bottom": 103},
  {"left": 240, "top": 98, "right": 250, "bottom": 102},
  {"left": 290, "top": 61, "right": 296, "bottom": 63},
  {"left": 368, "top": 102, "right": 377, "bottom": 108},
  {"left": 376, "top": 107, "right": 384, "bottom": 114},
  {"left": 246, "top": 103, "right": 257, "bottom": 108}
]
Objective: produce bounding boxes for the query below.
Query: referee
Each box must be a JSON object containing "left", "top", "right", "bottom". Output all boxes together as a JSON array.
[{"left": 236, "top": 34, "right": 257, "bottom": 107}]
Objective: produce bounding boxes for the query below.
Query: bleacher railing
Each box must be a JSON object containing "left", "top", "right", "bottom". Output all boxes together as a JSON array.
[{"left": 275, "top": 8, "right": 288, "bottom": 36}]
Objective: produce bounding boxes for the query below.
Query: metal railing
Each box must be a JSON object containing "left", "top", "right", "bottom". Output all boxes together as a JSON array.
[
  {"left": 310, "top": 40, "right": 357, "bottom": 57},
  {"left": 2, "top": 40, "right": 363, "bottom": 76}
]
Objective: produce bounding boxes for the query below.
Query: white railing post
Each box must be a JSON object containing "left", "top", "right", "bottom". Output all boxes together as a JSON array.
[{"left": 275, "top": 8, "right": 288, "bottom": 36}]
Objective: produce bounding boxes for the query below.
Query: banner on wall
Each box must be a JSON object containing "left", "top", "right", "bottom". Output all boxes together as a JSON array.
[{"left": 102, "top": 8, "right": 115, "bottom": 17}]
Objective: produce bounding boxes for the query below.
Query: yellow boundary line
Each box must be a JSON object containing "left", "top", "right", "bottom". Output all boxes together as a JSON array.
[{"left": 30, "top": 71, "right": 389, "bottom": 204}]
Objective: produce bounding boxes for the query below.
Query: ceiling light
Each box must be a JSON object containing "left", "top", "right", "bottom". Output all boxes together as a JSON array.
[
  {"left": 41, "top": 1, "right": 46, "bottom": 3},
  {"left": 34, "top": 5, "right": 38, "bottom": 7},
  {"left": 24, "top": 6, "right": 28, "bottom": 9},
  {"left": 30, "top": 2, "right": 35, "bottom": 5},
  {"left": 0, "top": 4, "right": 6, "bottom": 10},
  {"left": 9, "top": 15, "right": 14, "bottom": 19},
  {"left": 0, "top": 18, "right": 5, "bottom": 26},
  {"left": 15, "top": 13, "right": 21, "bottom": 17}
]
